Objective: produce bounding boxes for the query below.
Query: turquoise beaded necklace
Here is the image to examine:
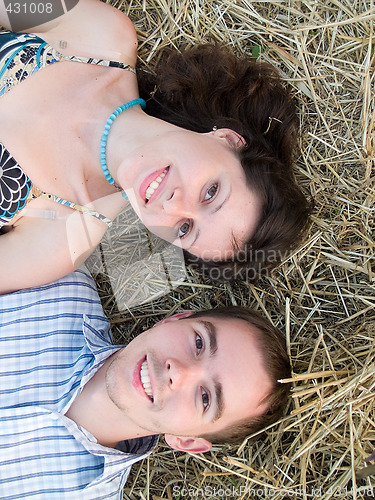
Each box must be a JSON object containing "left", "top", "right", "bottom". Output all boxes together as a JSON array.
[{"left": 100, "top": 98, "right": 146, "bottom": 200}]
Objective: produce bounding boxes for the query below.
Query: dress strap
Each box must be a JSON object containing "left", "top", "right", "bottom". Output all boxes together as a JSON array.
[
  {"left": 36, "top": 192, "right": 113, "bottom": 227},
  {"left": 44, "top": 47, "right": 136, "bottom": 74}
]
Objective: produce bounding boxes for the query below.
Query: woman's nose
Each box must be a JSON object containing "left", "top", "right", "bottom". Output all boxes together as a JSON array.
[{"left": 163, "top": 189, "right": 194, "bottom": 217}]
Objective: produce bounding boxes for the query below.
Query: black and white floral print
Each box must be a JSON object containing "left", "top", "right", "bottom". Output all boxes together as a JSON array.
[
  {"left": 0, "top": 144, "right": 32, "bottom": 226},
  {"left": 0, "top": 31, "right": 44, "bottom": 95}
]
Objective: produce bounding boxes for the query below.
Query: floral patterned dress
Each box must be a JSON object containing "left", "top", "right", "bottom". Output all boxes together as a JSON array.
[{"left": 0, "top": 31, "right": 135, "bottom": 228}]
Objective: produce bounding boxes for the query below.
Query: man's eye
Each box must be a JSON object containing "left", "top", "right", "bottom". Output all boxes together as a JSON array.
[
  {"left": 201, "top": 388, "right": 210, "bottom": 410},
  {"left": 204, "top": 184, "right": 218, "bottom": 201},
  {"left": 195, "top": 333, "right": 203, "bottom": 354},
  {"left": 178, "top": 221, "right": 191, "bottom": 238}
]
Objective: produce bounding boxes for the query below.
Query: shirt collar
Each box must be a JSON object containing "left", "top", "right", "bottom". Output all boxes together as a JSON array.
[{"left": 71, "top": 314, "right": 159, "bottom": 457}]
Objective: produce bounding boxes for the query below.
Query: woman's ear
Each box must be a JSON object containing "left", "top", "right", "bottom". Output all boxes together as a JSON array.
[
  {"left": 210, "top": 128, "right": 247, "bottom": 150},
  {"left": 164, "top": 434, "right": 212, "bottom": 454}
]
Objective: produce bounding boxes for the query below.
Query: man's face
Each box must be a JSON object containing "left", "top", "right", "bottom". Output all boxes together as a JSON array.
[{"left": 105, "top": 313, "right": 273, "bottom": 447}]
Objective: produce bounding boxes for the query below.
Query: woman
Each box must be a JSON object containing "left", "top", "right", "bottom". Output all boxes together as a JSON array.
[{"left": 0, "top": 0, "right": 311, "bottom": 294}]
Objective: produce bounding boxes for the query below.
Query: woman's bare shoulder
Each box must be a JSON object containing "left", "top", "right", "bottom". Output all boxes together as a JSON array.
[
  {"left": 0, "top": 192, "right": 114, "bottom": 294},
  {"left": 1, "top": 0, "right": 137, "bottom": 65}
]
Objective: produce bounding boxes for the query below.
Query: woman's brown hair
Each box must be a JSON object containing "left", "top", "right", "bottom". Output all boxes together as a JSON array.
[{"left": 138, "top": 43, "right": 313, "bottom": 280}]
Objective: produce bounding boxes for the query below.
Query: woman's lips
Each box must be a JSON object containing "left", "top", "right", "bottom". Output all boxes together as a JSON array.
[{"left": 139, "top": 167, "right": 169, "bottom": 204}]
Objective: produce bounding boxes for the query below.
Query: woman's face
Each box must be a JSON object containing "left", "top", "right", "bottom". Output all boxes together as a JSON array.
[{"left": 122, "top": 129, "right": 262, "bottom": 261}]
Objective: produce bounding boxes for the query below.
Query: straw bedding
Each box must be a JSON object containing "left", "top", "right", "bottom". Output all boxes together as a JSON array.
[{"left": 89, "top": 1, "right": 375, "bottom": 498}]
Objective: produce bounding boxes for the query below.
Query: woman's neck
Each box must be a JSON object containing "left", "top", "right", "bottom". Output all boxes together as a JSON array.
[{"left": 106, "top": 109, "right": 180, "bottom": 190}]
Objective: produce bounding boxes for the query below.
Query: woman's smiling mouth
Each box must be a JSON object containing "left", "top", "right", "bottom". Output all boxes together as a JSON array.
[{"left": 140, "top": 167, "right": 169, "bottom": 203}]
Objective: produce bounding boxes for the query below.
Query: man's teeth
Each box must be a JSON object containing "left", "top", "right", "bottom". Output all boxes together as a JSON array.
[
  {"left": 145, "top": 169, "right": 167, "bottom": 201},
  {"left": 140, "top": 360, "right": 153, "bottom": 400}
]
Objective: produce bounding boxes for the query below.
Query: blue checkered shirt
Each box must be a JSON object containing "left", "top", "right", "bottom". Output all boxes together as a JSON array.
[{"left": 0, "top": 267, "right": 158, "bottom": 499}]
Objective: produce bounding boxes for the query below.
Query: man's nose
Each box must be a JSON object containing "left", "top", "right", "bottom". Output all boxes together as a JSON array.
[{"left": 166, "top": 358, "right": 201, "bottom": 390}]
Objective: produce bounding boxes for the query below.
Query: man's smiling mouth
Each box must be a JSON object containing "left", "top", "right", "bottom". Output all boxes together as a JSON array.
[{"left": 140, "top": 360, "right": 154, "bottom": 401}]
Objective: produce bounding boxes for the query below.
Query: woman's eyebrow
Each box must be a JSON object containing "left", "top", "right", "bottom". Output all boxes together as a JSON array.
[
  {"left": 210, "top": 191, "right": 230, "bottom": 215},
  {"left": 186, "top": 192, "right": 231, "bottom": 251},
  {"left": 188, "top": 228, "right": 200, "bottom": 251}
]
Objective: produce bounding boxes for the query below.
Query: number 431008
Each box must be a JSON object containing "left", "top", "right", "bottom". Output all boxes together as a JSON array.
[{"left": 6, "top": 3, "right": 53, "bottom": 14}]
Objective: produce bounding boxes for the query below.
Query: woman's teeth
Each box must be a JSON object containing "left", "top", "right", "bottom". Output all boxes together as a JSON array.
[
  {"left": 145, "top": 169, "right": 168, "bottom": 201},
  {"left": 140, "top": 360, "right": 153, "bottom": 400}
]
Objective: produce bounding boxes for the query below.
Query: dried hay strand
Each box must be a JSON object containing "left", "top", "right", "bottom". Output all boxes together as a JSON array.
[{"left": 93, "top": 1, "right": 375, "bottom": 498}]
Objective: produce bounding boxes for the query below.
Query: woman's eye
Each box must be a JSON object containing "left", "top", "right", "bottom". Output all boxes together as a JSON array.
[
  {"left": 201, "top": 388, "right": 210, "bottom": 411},
  {"left": 204, "top": 184, "right": 218, "bottom": 201},
  {"left": 195, "top": 333, "right": 203, "bottom": 354},
  {"left": 178, "top": 221, "right": 191, "bottom": 238}
]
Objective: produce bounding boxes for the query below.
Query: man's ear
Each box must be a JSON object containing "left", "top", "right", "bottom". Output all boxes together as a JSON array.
[
  {"left": 164, "top": 434, "right": 212, "bottom": 454},
  {"left": 209, "top": 128, "right": 247, "bottom": 150},
  {"left": 156, "top": 311, "right": 194, "bottom": 326}
]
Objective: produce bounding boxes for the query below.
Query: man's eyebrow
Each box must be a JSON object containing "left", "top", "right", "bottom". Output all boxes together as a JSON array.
[
  {"left": 213, "top": 381, "right": 224, "bottom": 422},
  {"left": 199, "top": 320, "right": 218, "bottom": 356},
  {"left": 198, "top": 320, "right": 224, "bottom": 421}
]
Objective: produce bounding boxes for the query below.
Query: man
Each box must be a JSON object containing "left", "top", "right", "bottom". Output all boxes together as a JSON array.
[{"left": 0, "top": 267, "right": 291, "bottom": 499}]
